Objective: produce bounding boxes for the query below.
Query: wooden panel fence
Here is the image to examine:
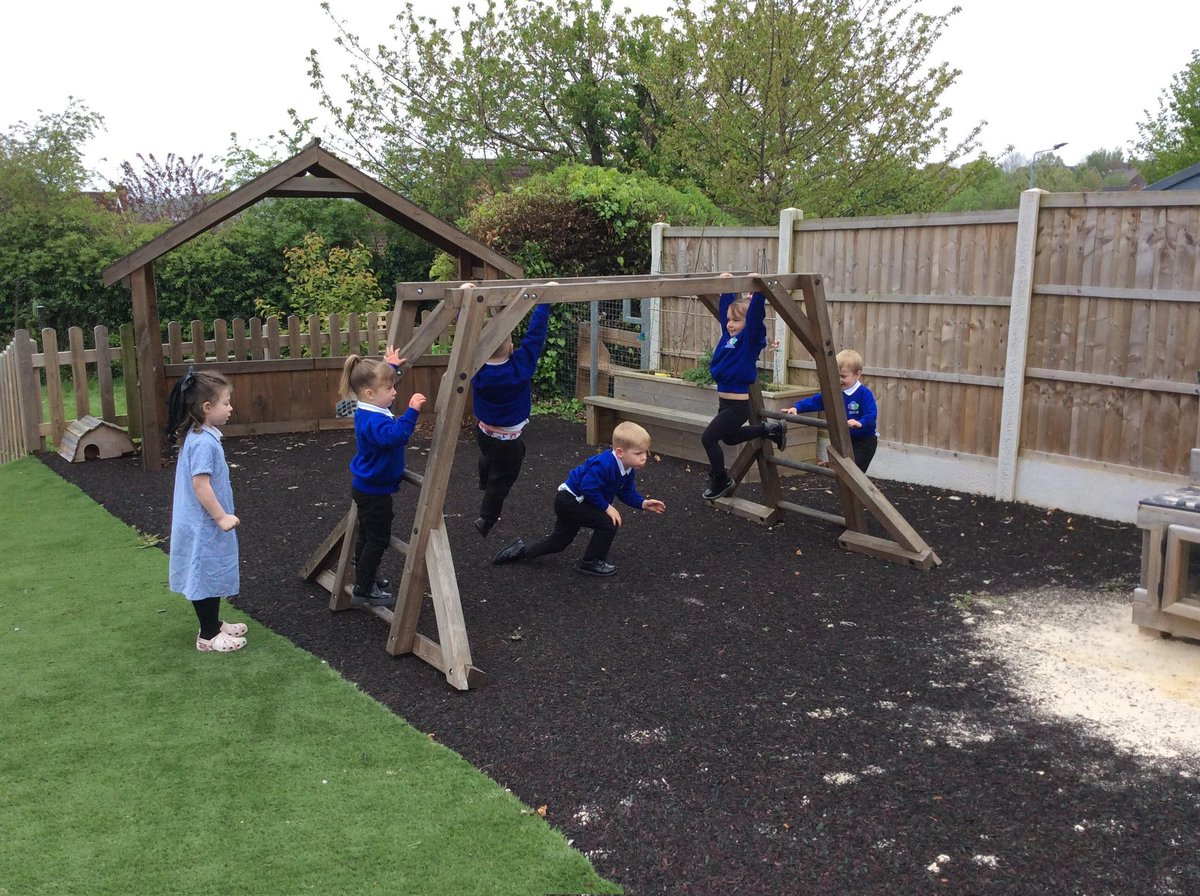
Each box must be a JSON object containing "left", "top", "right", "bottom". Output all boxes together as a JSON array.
[{"left": 650, "top": 193, "right": 1200, "bottom": 519}]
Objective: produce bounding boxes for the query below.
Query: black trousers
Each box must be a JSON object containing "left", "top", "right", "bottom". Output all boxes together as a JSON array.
[
  {"left": 701, "top": 397, "right": 769, "bottom": 478},
  {"left": 352, "top": 488, "right": 394, "bottom": 593},
  {"left": 476, "top": 430, "right": 527, "bottom": 523},
  {"left": 524, "top": 490, "right": 618, "bottom": 562},
  {"left": 852, "top": 435, "right": 878, "bottom": 473}
]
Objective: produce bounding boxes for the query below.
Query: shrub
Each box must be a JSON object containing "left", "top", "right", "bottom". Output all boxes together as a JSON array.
[{"left": 434, "top": 164, "right": 733, "bottom": 400}]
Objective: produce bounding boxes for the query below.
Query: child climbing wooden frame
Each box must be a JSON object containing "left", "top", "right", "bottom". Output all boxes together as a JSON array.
[
  {"left": 699, "top": 274, "right": 940, "bottom": 570},
  {"left": 301, "top": 273, "right": 938, "bottom": 690}
]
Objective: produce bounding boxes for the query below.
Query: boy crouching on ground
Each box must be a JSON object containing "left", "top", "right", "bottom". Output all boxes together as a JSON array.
[{"left": 492, "top": 421, "right": 666, "bottom": 577}]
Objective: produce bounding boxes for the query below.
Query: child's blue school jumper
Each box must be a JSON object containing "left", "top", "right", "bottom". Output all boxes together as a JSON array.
[{"left": 709, "top": 291, "right": 767, "bottom": 393}]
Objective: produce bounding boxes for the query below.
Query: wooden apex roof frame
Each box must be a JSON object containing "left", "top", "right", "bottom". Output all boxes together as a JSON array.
[
  {"left": 301, "top": 273, "right": 939, "bottom": 691},
  {"left": 100, "top": 139, "right": 522, "bottom": 471}
]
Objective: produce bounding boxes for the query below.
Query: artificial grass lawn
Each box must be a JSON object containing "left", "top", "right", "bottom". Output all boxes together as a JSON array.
[{"left": 0, "top": 458, "right": 620, "bottom": 896}]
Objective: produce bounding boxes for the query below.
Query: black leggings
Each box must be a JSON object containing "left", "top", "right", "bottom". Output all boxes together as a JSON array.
[
  {"left": 701, "top": 397, "right": 769, "bottom": 478},
  {"left": 524, "top": 490, "right": 619, "bottom": 562},
  {"left": 192, "top": 596, "right": 223, "bottom": 640}
]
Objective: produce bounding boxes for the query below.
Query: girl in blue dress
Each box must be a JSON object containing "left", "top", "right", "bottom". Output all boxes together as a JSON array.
[{"left": 167, "top": 368, "right": 248, "bottom": 652}]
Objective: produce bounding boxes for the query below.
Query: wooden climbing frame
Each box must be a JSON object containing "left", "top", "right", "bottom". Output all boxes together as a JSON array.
[{"left": 300, "top": 273, "right": 939, "bottom": 690}]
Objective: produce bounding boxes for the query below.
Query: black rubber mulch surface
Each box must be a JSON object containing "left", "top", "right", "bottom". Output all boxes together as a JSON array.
[{"left": 41, "top": 417, "right": 1199, "bottom": 895}]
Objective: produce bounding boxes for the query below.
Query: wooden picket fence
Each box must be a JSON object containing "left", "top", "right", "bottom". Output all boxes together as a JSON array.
[{"left": 0, "top": 308, "right": 457, "bottom": 461}]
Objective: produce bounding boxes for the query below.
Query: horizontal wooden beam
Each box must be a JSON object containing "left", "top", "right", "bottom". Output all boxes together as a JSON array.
[
  {"left": 785, "top": 358, "right": 1004, "bottom": 389},
  {"left": 824, "top": 292, "right": 1012, "bottom": 307},
  {"left": 1033, "top": 283, "right": 1200, "bottom": 304},
  {"left": 267, "top": 177, "right": 365, "bottom": 197},
  {"left": 777, "top": 499, "right": 844, "bottom": 525},
  {"left": 451, "top": 273, "right": 820, "bottom": 305},
  {"left": 836, "top": 530, "right": 940, "bottom": 570}
]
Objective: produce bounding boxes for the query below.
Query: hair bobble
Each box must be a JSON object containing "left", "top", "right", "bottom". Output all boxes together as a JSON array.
[{"left": 179, "top": 365, "right": 197, "bottom": 394}]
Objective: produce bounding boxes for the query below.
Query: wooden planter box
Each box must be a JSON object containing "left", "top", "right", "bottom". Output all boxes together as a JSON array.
[{"left": 597, "top": 371, "right": 817, "bottom": 478}]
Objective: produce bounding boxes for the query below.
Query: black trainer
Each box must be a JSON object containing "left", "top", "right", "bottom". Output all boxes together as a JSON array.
[
  {"left": 493, "top": 538, "right": 526, "bottom": 564},
  {"left": 351, "top": 586, "right": 395, "bottom": 608},
  {"left": 576, "top": 558, "right": 617, "bottom": 577},
  {"left": 765, "top": 420, "right": 787, "bottom": 450},
  {"left": 702, "top": 476, "right": 735, "bottom": 500},
  {"left": 474, "top": 516, "right": 495, "bottom": 537}
]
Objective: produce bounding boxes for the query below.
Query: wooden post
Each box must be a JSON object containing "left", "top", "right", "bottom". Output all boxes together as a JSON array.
[
  {"left": 13, "top": 330, "right": 43, "bottom": 453},
  {"left": 129, "top": 262, "right": 167, "bottom": 470},
  {"left": 795, "top": 274, "right": 867, "bottom": 533},
  {"left": 42, "top": 327, "right": 66, "bottom": 447},
  {"left": 94, "top": 326, "right": 116, "bottom": 422},
  {"left": 119, "top": 324, "right": 142, "bottom": 441},
  {"left": 386, "top": 284, "right": 488, "bottom": 689}
]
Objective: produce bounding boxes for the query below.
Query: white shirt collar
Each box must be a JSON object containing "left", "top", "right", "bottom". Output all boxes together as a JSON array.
[
  {"left": 843, "top": 381, "right": 861, "bottom": 396},
  {"left": 201, "top": 424, "right": 223, "bottom": 440},
  {"left": 612, "top": 449, "right": 630, "bottom": 475},
  {"left": 356, "top": 401, "right": 395, "bottom": 419}
]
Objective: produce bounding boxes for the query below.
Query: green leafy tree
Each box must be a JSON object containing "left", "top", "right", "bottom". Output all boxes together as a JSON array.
[
  {"left": 0, "top": 100, "right": 141, "bottom": 341},
  {"left": 640, "top": 0, "right": 981, "bottom": 221},
  {"left": 151, "top": 196, "right": 436, "bottom": 328},
  {"left": 256, "top": 232, "right": 387, "bottom": 323},
  {"left": 1135, "top": 50, "right": 1200, "bottom": 184},
  {"left": 941, "top": 155, "right": 1022, "bottom": 211},
  {"left": 1082, "top": 148, "right": 1127, "bottom": 175},
  {"left": 448, "top": 162, "right": 733, "bottom": 277},
  {"left": 437, "top": 163, "right": 733, "bottom": 395},
  {"left": 308, "top": 0, "right": 664, "bottom": 218}
]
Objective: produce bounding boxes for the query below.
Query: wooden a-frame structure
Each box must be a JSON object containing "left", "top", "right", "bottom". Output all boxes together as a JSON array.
[
  {"left": 301, "top": 273, "right": 939, "bottom": 691},
  {"left": 101, "top": 138, "right": 522, "bottom": 471}
]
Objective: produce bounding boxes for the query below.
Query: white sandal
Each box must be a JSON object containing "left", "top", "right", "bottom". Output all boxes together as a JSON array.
[
  {"left": 196, "top": 631, "right": 247, "bottom": 652},
  {"left": 220, "top": 621, "right": 248, "bottom": 637}
]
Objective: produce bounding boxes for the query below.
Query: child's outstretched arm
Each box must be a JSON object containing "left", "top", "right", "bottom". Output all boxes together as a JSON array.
[
  {"left": 641, "top": 497, "right": 666, "bottom": 514},
  {"left": 192, "top": 473, "right": 239, "bottom": 531}
]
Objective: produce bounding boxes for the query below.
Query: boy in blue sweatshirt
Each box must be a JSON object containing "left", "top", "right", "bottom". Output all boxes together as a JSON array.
[
  {"left": 701, "top": 272, "right": 786, "bottom": 499},
  {"left": 339, "top": 348, "right": 425, "bottom": 607},
  {"left": 492, "top": 421, "right": 667, "bottom": 577},
  {"left": 471, "top": 295, "right": 553, "bottom": 537},
  {"left": 784, "top": 348, "right": 878, "bottom": 472}
]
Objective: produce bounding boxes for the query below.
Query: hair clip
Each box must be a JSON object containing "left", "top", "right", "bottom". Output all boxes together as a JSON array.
[{"left": 179, "top": 365, "right": 197, "bottom": 393}]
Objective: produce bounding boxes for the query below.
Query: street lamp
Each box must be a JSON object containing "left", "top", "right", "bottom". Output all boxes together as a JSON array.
[{"left": 1029, "top": 142, "right": 1068, "bottom": 189}]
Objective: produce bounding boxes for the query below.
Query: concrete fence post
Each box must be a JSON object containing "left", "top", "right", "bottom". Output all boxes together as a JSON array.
[
  {"left": 995, "top": 189, "right": 1044, "bottom": 501},
  {"left": 775, "top": 208, "right": 803, "bottom": 385},
  {"left": 647, "top": 222, "right": 667, "bottom": 371}
]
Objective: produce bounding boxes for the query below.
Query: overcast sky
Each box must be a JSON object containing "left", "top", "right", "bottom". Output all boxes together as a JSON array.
[{"left": 3, "top": 0, "right": 1195, "bottom": 189}]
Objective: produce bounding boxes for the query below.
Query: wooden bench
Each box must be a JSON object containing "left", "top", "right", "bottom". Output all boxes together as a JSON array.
[
  {"left": 584, "top": 395, "right": 713, "bottom": 465},
  {"left": 582, "top": 394, "right": 818, "bottom": 481}
]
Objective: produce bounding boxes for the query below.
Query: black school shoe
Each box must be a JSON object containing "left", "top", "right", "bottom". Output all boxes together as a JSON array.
[
  {"left": 474, "top": 516, "right": 495, "bottom": 537},
  {"left": 493, "top": 538, "right": 526, "bottom": 564},
  {"left": 576, "top": 558, "right": 616, "bottom": 576},
  {"left": 764, "top": 420, "right": 787, "bottom": 450},
  {"left": 702, "top": 476, "right": 735, "bottom": 500}
]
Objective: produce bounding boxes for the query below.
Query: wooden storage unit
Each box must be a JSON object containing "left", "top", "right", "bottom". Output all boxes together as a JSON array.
[{"left": 1132, "top": 456, "right": 1200, "bottom": 640}]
